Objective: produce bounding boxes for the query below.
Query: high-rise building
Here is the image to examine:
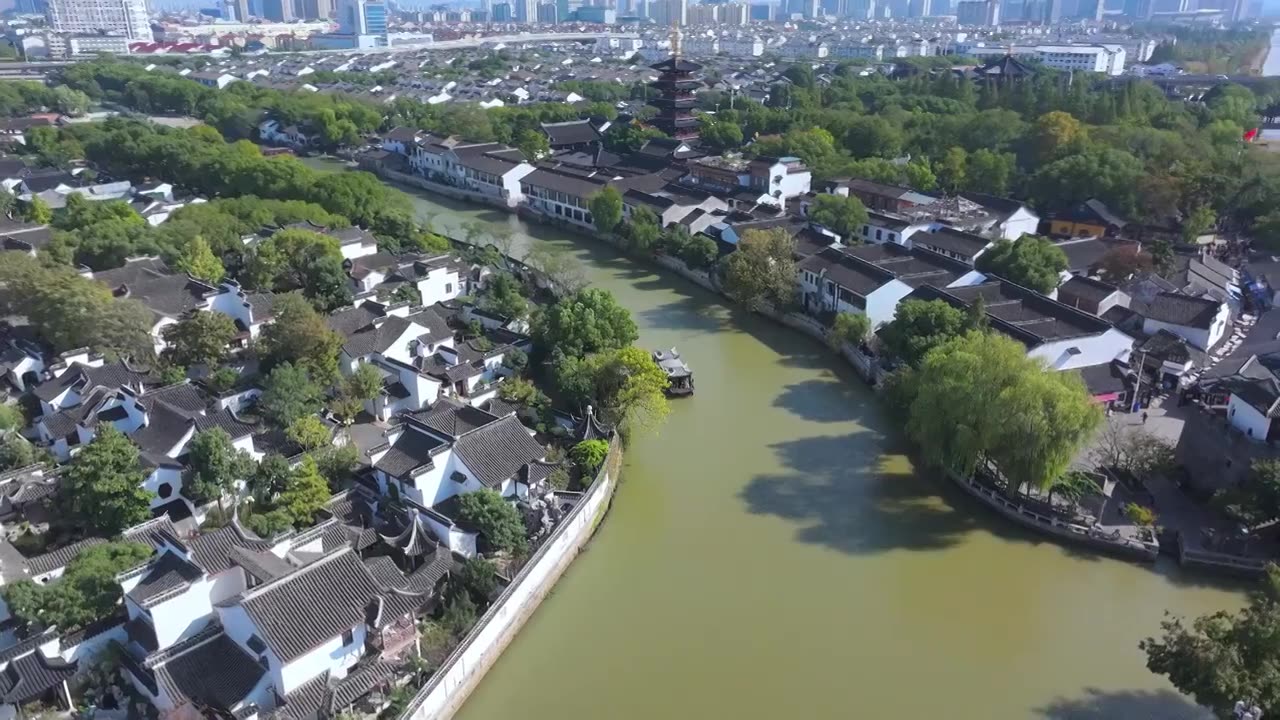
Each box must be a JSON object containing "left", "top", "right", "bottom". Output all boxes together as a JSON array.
[
  {"left": 260, "top": 0, "right": 294, "bottom": 20},
  {"left": 516, "top": 0, "right": 536, "bottom": 21},
  {"left": 536, "top": 2, "right": 556, "bottom": 20},
  {"left": 687, "top": 1, "right": 716, "bottom": 20},
  {"left": 47, "top": 0, "right": 150, "bottom": 38},
  {"left": 721, "top": 1, "right": 747, "bottom": 21},
  {"left": 956, "top": 0, "right": 997, "bottom": 21},
  {"left": 336, "top": 0, "right": 386, "bottom": 34},
  {"left": 748, "top": 1, "right": 771, "bottom": 17},
  {"left": 907, "top": 0, "right": 930, "bottom": 15}
]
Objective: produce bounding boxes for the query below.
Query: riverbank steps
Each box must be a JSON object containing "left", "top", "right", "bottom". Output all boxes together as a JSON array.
[{"left": 302, "top": 156, "right": 1244, "bottom": 720}]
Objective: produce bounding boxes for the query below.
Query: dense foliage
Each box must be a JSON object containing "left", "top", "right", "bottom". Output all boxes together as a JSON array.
[{"left": 2, "top": 541, "right": 153, "bottom": 631}]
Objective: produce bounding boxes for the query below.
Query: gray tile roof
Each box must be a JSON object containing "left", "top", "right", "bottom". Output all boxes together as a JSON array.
[
  {"left": 127, "top": 550, "right": 205, "bottom": 608},
  {"left": 229, "top": 546, "right": 294, "bottom": 583},
  {"left": 24, "top": 537, "right": 107, "bottom": 577},
  {"left": 153, "top": 630, "right": 265, "bottom": 712},
  {"left": 239, "top": 548, "right": 426, "bottom": 662},
  {"left": 405, "top": 397, "right": 498, "bottom": 439},
  {"left": 0, "top": 651, "right": 77, "bottom": 704},
  {"left": 194, "top": 408, "right": 257, "bottom": 440},
  {"left": 452, "top": 415, "right": 545, "bottom": 489},
  {"left": 188, "top": 524, "right": 274, "bottom": 575},
  {"left": 373, "top": 427, "right": 446, "bottom": 479},
  {"left": 33, "top": 360, "right": 153, "bottom": 402},
  {"left": 1145, "top": 292, "right": 1222, "bottom": 330}
]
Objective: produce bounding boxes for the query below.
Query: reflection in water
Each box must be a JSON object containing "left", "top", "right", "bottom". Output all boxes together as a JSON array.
[{"left": 303, "top": 158, "right": 1236, "bottom": 720}]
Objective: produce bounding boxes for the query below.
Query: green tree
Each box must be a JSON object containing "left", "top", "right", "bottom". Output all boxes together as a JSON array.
[
  {"left": 602, "top": 121, "right": 665, "bottom": 153},
  {"left": 448, "top": 556, "right": 498, "bottom": 605},
  {"left": 625, "top": 206, "right": 661, "bottom": 255},
  {"left": 22, "top": 196, "right": 51, "bottom": 225},
  {"left": 260, "top": 363, "right": 323, "bottom": 430},
  {"left": 479, "top": 272, "right": 528, "bottom": 320},
  {"left": 279, "top": 455, "right": 331, "bottom": 527},
  {"left": 314, "top": 443, "right": 358, "bottom": 490},
  {"left": 187, "top": 428, "right": 254, "bottom": 510},
  {"left": 699, "top": 116, "right": 745, "bottom": 152},
  {"left": 1182, "top": 205, "right": 1217, "bottom": 243},
  {"left": 679, "top": 235, "right": 719, "bottom": 271},
  {"left": 878, "top": 298, "right": 968, "bottom": 367},
  {"left": 162, "top": 311, "right": 236, "bottom": 368},
  {"left": 589, "top": 186, "right": 624, "bottom": 236},
  {"left": 935, "top": 147, "right": 969, "bottom": 193},
  {"left": 723, "top": 228, "right": 797, "bottom": 311},
  {"left": 2, "top": 541, "right": 152, "bottom": 630},
  {"left": 975, "top": 236, "right": 1068, "bottom": 294},
  {"left": 61, "top": 426, "right": 151, "bottom": 535},
  {"left": 829, "top": 312, "right": 870, "bottom": 349},
  {"left": 531, "top": 288, "right": 638, "bottom": 358},
  {"left": 175, "top": 236, "right": 225, "bottom": 284},
  {"left": 1031, "top": 111, "right": 1087, "bottom": 162},
  {"left": 808, "top": 194, "right": 869, "bottom": 240},
  {"left": 965, "top": 149, "right": 1015, "bottom": 195},
  {"left": 257, "top": 293, "right": 342, "bottom": 382},
  {"left": 286, "top": 416, "right": 331, "bottom": 451},
  {"left": 1141, "top": 565, "right": 1280, "bottom": 718},
  {"left": 249, "top": 453, "right": 292, "bottom": 503},
  {"left": 1218, "top": 459, "right": 1280, "bottom": 525},
  {"left": 456, "top": 489, "right": 527, "bottom": 554},
  {"left": 0, "top": 405, "right": 23, "bottom": 433},
  {"left": 570, "top": 439, "right": 609, "bottom": 475},
  {"left": 514, "top": 129, "right": 550, "bottom": 161},
  {"left": 556, "top": 346, "right": 669, "bottom": 436},
  {"left": 0, "top": 435, "right": 37, "bottom": 471}
]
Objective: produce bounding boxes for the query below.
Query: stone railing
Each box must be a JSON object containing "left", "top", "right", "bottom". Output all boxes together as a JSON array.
[
  {"left": 1177, "top": 534, "right": 1269, "bottom": 576},
  {"left": 949, "top": 470, "right": 1161, "bottom": 562},
  {"left": 397, "top": 437, "right": 623, "bottom": 720}
]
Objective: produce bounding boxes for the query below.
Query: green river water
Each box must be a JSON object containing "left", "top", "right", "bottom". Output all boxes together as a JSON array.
[{"left": 305, "top": 158, "right": 1244, "bottom": 719}]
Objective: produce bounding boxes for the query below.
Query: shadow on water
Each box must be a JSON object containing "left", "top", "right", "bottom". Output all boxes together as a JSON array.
[
  {"left": 1034, "top": 688, "right": 1211, "bottom": 719},
  {"left": 740, "top": 433, "right": 994, "bottom": 554},
  {"left": 772, "top": 377, "right": 876, "bottom": 424}
]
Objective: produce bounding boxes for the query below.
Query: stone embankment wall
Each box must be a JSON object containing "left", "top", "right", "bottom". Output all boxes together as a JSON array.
[{"left": 398, "top": 438, "right": 623, "bottom": 720}]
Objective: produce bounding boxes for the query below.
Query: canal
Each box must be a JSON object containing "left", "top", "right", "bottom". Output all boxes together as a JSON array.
[{"left": 307, "top": 158, "right": 1244, "bottom": 719}]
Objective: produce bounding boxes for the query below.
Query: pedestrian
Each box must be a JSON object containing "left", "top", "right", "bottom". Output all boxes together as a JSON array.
[
  {"left": 1142, "top": 411, "right": 1149, "bottom": 425},
  {"left": 1106, "top": 405, "right": 1113, "bottom": 417}
]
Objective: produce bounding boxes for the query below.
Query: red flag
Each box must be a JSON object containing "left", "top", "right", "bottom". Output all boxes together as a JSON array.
[{"left": 1244, "top": 127, "right": 1260, "bottom": 142}]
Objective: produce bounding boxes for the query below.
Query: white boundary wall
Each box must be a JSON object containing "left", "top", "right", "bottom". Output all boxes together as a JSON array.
[{"left": 399, "top": 439, "right": 621, "bottom": 720}]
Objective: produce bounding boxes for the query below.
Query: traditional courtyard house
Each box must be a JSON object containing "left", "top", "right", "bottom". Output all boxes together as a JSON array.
[
  {"left": 380, "top": 126, "right": 424, "bottom": 156},
  {"left": 854, "top": 209, "right": 930, "bottom": 247},
  {"left": 1048, "top": 199, "right": 1128, "bottom": 238},
  {"left": 1178, "top": 351, "right": 1280, "bottom": 492},
  {"left": 519, "top": 167, "right": 611, "bottom": 228},
  {"left": 329, "top": 302, "right": 456, "bottom": 419},
  {"left": 616, "top": 172, "right": 731, "bottom": 228},
  {"left": 799, "top": 243, "right": 985, "bottom": 327},
  {"left": 367, "top": 403, "right": 546, "bottom": 552},
  {"left": 33, "top": 354, "right": 154, "bottom": 417},
  {"left": 1051, "top": 236, "right": 1141, "bottom": 277},
  {"left": 540, "top": 119, "right": 603, "bottom": 152},
  {"left": 86, "top": 258, "right": 222, "bottom": 354},
  {"left": 681, "top": 155, "right": 811, "bottom": 208},
  {"left": 1055, "top": 275, "right": 1130, "bottom": 317},
  {"left": 277, "top": 222, "right": 379, "bottom": 261},
  {"left": 910, "top": 226, "right": 995, "bottom": 266},
  {"left": 189, "top": 71, "right": 240, "bottom": 89},
  {"left": 417, "top": 334, "right": 515, "bottom": 406},
  {"left": 798, "top": 247, "right": 915, "bottom": 327},
  {"left": 0, "top": 218, "right": 52, "bottom": 256},
  {"left": 823, "top": 178, "right": 936, "bottom": 214},
  {"left": 955, "top": 192, "right": 1041, "bottom": 241},
  {"left": 0, "top": 340, "right": 45, "bottom": 393},
  {"left": 206, "top": 283, "right": 279, "bottom": 344},
  {"left": 449, "top": 144, "right": 537, "bottom": 206},
  {"left": 902, "top": 279, "right": 1135, "bottom": 374},
  {"left": 118, "top": 517, "right": 447, "bottom": 719},
  {"left": 257, "top": 119, "right": 318, "bottom": 149},
  {"left": 1140, "top": 291, "right": 1230, "bottom": 351}
]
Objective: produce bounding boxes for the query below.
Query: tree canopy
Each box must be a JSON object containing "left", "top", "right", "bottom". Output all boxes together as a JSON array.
[
  {"left": 2, "top": 541, "right": 153, "bottom": 631},
  {"left": 456, "top": 489, "right": 527, "bottom": 554},
  {"left": 808, "top": 194, "right": 869, "bottom": 240},
  {"left": 975, "top": 236, "right": 1069, "bottom": 294},
  {"left": 532, "top": 288, "right": 638, "bottom": 358},
  {"left": 723, "top": 228, "right": 796, "bottom": 311},
  {"left": 878, "top": 298, "right": 969, "bottom": 367},
  {"left": 61, "top": 426, "right": 152, "bottom": 535}
]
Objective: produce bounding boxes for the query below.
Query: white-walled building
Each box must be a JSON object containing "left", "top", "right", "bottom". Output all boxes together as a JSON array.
[{"left": 1140, "top": 292, "right": 1230, "bottom": 352}]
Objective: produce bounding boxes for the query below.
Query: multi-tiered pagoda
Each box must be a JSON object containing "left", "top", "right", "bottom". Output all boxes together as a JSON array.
[{"left": 648, "top": 28, "right": 702, "bottom": 141}]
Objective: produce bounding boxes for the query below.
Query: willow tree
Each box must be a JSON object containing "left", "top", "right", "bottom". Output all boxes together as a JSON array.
[{"left": 897, "top": 331, "right": 1102, "bottom": 493}]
